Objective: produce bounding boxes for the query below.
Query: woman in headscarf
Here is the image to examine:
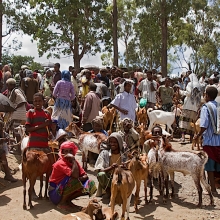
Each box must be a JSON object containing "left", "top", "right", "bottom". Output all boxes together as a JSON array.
[
  {"left": 52, "top": 70, "right": 75, "bottom": 129},
  {"left": 94, "top": 132, "right": 126, "bottom": 198},
  {"left": 49, "top": 141, "right": 97, "bottom": 211},
  {"left": 179, "top": 73, "right": 201, "bottom": 142},
  {"left": 89, "top": 116, "right": 108, "bottom": 136}
]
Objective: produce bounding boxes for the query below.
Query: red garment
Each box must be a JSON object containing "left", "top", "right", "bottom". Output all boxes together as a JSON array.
[
  {"left": 60, "top": 141, "right": 78, "bottom": 156},
  {"left": 26, "top": 108, "right": 51, "bottom": 148},
  {"left": 203, "top": 146, "right": 220, "bottom": 164},
  {"left": 49, "top": 159, "right": 86, "bottom": 184},
  {"left": 0, "top": 70, "right": 2, "bottom": 81}
]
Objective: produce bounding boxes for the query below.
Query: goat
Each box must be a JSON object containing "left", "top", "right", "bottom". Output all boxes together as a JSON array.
[
  {"left": 14, "top": 125, "right": 29, "bottom": 152},
  {"left": 63, "top": 199, "right": 105, "bottom": 220},
  {"left": 128, "top": 152, "right": 149, "bottom": 212},
  {"left": 102, "top": 207, "right": 119, "bottom": 220},
  {"left": 102, "top": 106, "right": 116, "bottom": 133},
  {"left": 110, "top": 166, "right": 135, "bottom": 220},
  {"left": 22, "top": 147, "right": 53, "bottom": 209},
  {"left": 158, "top": 138, "right": 214, "bottom": 207},
  {"left": 65, "top": 122, "right": 107, "bottom": 170},
  {"left": 147, "top": 146, "right": 164, "bottom": 203},
  {"left": 191, "top": 118, "right": 201, "bottom": 150},
  {"left": 147, "top": 107, "right": 182, "bottom": 136},
  {"left": 136, "top": 107, "right": 147, "bottom": 127}
]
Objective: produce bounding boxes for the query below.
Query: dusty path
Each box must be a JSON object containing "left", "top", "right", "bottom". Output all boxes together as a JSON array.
[{"left": 0, "top": 137, "right": 220, "bottom": 220}]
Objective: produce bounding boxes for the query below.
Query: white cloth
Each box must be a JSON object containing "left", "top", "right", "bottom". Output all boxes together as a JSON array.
[
  {"left": 138, "top": 79, "right": 157, "bottom": 103},
  {"left": 71, "top": 76, "right": 79, "bottom": 96},
  {"left": 10, "top": 89, "right": 27, "bottom": 121},
  {"left": 111, "top": 91, "right": 137, "bottom": 121}
]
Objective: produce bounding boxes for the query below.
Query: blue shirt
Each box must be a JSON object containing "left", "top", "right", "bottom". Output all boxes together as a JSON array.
[{"left": 200, "top": 101, "right": 220, "bottom": 146}]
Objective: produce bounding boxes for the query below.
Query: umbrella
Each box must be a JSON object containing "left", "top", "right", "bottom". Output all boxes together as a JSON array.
[
  {"left": 0, "top": 94, "right": 16, "bottom": 112},
  {"left": 83, "top": 65, "right": 99, "bottom": 71},
  {"left": 41, "top": 62, "right": 55, "bottom": 68}
]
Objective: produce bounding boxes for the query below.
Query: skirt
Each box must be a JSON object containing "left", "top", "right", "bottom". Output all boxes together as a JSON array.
[
  {"left": 52, "top": 98, "right": 72, "bottom": 129},
  {"left": 49, "top": 176, "right": 97, "bottom": 205},
  {"left": 179, "top": 109, "right": 197, "bottom": 135}
]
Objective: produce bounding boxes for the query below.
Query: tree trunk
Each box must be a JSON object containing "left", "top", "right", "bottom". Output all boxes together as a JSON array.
[
  {"left": 112, "top": 0, "right": 118, "bottom": 67},
  {"left": 73, "top": 33, "right": 80, "bottom": 73},
  {"left": 161, "top": 0, "right": 167, "bottom": 77},
  {"left": 0, "top": 0, "right": 2, "bottom": 63}
]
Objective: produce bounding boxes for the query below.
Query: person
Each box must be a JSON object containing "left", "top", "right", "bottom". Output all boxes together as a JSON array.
[
  {"left": 71, "top": 97, "right": 82, "bottom": 128},
  {"left": 179, "top": 73, "right": 201, "bottom": 143},
  {"left": 96, "top": 68, "right": 110, "bottom": 88},
  {"left": 0, "top": 63, "right": 2, "bottom": 81},
  {"left": 51, "top": 63, "right": 61, "bottom": 87},
  {"left": 52, "top": 70, "right": 75, "bottom": 129},
  {"left": 25, "top": 93, "right": 52, "bottom": 152},
  {"left": 158, "top": 77, "right": 174, "bottom": 112},
  {"left": 118, "top": 118, "right": 139, "bottom": 151},
  {"left": 0, "top": 120, "right": 17, "bottom": 182},
  {"left": 21, "top": 70, "right": 39, "bottom": 104},
  {"left": 82, "top": 83, "right": 100, "bottom": 131},
  {"left": 94, "top": 132, "right": 126, "bottom": 198},
  {"left": 70, "top": 68, "right": 79, "bottom": 97},
  {"left": 89, "top": 116, "right": 108, "bottom": 136},
  {"left": 49, "top": 141, "right": 97, "bottom": 211},
  {"left": 40, "top": 69, "right": 53, "bottom": 97},
  {"left": 1, "top": 65, "right": 12, "bottom": 93},
  {"left": 49, "top": 119, "right": 68, "bottom": 144},
  {"left": 6, "top": 78, "right": 27, "bottom": 154},
  {"left": 194, "top": 86, "right": 220, "bottom": 194},
  {"left": 137, "top": 70, "right": 157, "bottom": 109},
  {"left": 108, "top": 81, "right": 136, "bottom": 122}
]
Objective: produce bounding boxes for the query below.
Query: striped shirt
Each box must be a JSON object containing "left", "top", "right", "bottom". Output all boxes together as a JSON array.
[
  {"left": 138, "top": 79, "right": 157, "bottom": 103},
  {"left": 26, "top": 109, "right": 51, "bottom": 148},
  {"left": 200, "top": 101, "right": 220, "bottom": 146}
]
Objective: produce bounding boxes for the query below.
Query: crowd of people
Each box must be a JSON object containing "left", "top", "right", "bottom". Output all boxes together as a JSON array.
[{"left": 0, "top": 62, "right": 220, "bottom": 211}]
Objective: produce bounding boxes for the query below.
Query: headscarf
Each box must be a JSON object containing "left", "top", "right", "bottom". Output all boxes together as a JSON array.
[
  {"left": 107, "top": 132, "right": 124, "bottom": 152},
  {"left": 59, "top": 141, "right": 78, "bottom": 158},
  {"left": 51, "top": 119, "right": 60, "bottom": 130},
  {"left": 61, "top": 70, "right": 71, "bottom": 82},
  {"left": 92, "top": 116, "right": 104, "bottom": 127},
  {"left": 25, "top": 70, "right": 33, "bottom": 78},
  {"left": 6, "top": 78, "right": 16, "bottom": 85},
  {"left": 187, "top": 73, "right": 201, "bottom": 107}
]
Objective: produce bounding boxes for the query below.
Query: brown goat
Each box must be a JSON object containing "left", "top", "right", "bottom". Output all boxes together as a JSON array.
[
  {"left": 128, "top": 152, "right": 149, "bottom": 213},
  {"left": 102, "top": 106, "right": 116, "bottom": 133},
  {"left": 110, "top": 166, "right": 135, "bottom": 220},
  {"left": 191, "top": 118, "right": 201, "bottom": 150},
  {"left": 136, "top": 107, "right": 147, "bottom": 127},
  {"left": 22, "top": 147, "right": 53, "bottom": 209},
  {"left": 63, "top": 199, "right": 104, "bottom": 220}
]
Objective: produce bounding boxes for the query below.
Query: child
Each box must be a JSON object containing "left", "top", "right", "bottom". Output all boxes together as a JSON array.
[{"left": 25, "top": 93, "right": 52, "bottom": 152}]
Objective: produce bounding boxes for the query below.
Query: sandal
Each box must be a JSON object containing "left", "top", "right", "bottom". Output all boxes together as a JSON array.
[
  {"left": 179, "top": 138, "right": 185, "bottom": 143},
  {"left": 57, "top": 204, "right": 73, "bottom": 212}
]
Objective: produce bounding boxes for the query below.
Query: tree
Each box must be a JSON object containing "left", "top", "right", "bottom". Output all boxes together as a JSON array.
[
  {"left": 136, "top": 0, "right": 192, "bottom": 76},
  {"left": 14, "top": 0, "right": 111, "bottom": 72},
  {"left": 173, "top": 0, "right": 220, "bottom": 74}
]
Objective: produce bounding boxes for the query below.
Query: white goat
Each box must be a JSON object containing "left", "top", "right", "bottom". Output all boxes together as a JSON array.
[
  {"left": 147, "top": 107, "right": 181, "bottom": 135},
  {"left": 14, "top": 125, "right": 29, "bottom": 152},
  {"left": 158, "top": 137, "right": 214, "bottom": 207}
]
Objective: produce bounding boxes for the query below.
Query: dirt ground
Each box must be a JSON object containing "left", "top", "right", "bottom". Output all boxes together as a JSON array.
[{"left": 0, "top": 137, "right": 220, "bottom": 220}]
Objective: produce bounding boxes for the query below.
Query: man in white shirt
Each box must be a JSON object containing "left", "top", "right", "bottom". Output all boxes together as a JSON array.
[
  {"left": 108, "top": 81, "right": 137, "bottom": 122},
  {"left": 137, "top": 70, "right": 157, "bottom": 109}
]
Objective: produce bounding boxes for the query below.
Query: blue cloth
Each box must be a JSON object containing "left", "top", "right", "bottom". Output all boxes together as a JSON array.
[
  {"left": 205, "top": 158, "right": 220, "bottom": 172},
  {"left": 89, "top": 129, "right": 108, "bottom": 136},
  {"left": 61, "top": 70, "right": 71, "bottom": 82},
  {"left": 200, "top": 101, "right": 220, "bottom": 146},
  {"left": 49, "top": 176, "right": 70, "bottom": 205}
]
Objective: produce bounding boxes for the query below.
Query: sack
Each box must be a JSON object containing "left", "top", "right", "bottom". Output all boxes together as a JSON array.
[{"left": 205, "top": 102, "right": 220, "bottom": 134}]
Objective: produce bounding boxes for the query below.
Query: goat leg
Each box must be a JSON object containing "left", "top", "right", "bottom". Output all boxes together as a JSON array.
[
  {"left": 144, "top": 179, "right": 148, "bottom": 204},
  {"left": 44, "top": 173, "right": 50, "bottom": 199},
  {"left": 82, "top": 151, "right": 87, "bottom": 171},
  {"left": 28, "top": 177, "right": 37, "bottom": 209},
  {"left": 193, "top": 176, "right": 203, "bottom": 207},
  {"left": 170, "top": 172, "right": 175, "bottom": 198},
  {"left": 22, "top": 170, "right": 27, "bottom": 210},
  {"left": 134, "top": 182, "right": 140, "bottom": 213},
  {"left": 126, "top": 194, "right": 132, "bottom": 220},
  {"left": 38, "top": 175, "right": 43, "bottom": 199},
  {"left": 163, "top": 174, "right": 169, "bottom": 204}
]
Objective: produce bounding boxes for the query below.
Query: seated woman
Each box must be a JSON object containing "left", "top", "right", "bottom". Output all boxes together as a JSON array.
[
  {"left": 89, "top": 116, "right": 108, "bottom": 136},
  {"left": 49, "top": 141, "right": 97, "bottom": 211},
  {"left": 94, "top": 132, "right": 126, "bottom": 198},
  {"left": 118, "top": 118, "right": 139, "bottom": 151},
  {"left": 49, "top": 119, "right": 68, "bottom": 145}
]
